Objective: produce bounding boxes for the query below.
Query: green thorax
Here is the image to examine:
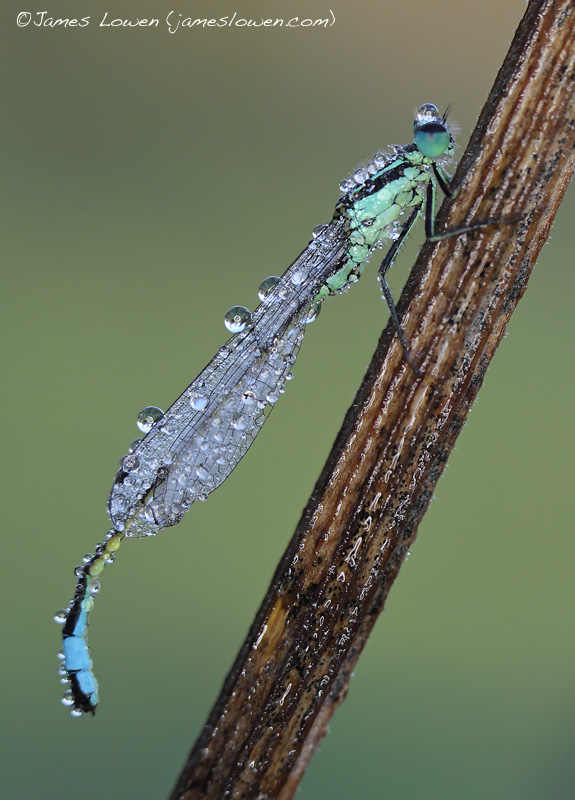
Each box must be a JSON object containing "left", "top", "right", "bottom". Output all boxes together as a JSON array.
[{"left": 315, "top": 104, "right": 454, "bottom": 300}]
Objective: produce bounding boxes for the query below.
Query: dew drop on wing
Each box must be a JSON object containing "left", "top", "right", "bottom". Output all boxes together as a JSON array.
[
  {"left": 224, "top": 306, "right": 251, "bottom": 333},
  {"left": 190, "top": 392, "right": 208, "bottom": 411},
  {"left": 121, "top": 454, "right": 139, "bottom": 472},
  {"left": 312, "top": 223, "right": 328, "bottom": 239},
  {"left": 258, "top": 276, "right": 280, "bottom": 300},
  {"left": 137, "top": 406, "right": 164, "bottom": 434}
]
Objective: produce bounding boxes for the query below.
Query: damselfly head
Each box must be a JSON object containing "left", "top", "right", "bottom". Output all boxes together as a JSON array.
[{"left": 413, "top": 102, "right": 453, "bottom": 160}]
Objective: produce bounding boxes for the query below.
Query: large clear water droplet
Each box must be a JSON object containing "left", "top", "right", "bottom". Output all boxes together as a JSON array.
[
  {"left": 416, "top": 103, "right": 440, "bottom": 123},
  {"left": 224, "top": 306, "right": 251, "bottom": 333},
  {"left": 137, "top": 406, "right": 164, "bottom": 433},
  {"left": 190, "top": 392, "right": 208, "bottom": 411},
  {"left": 121, "top": 454, "right": 139, "bottom": 472},
  {"left": 258, "top": 276, "right": 280, "bottom": 301}
]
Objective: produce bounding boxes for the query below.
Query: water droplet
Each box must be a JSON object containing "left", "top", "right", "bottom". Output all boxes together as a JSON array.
[
  {"left": 74, "top": 565, "right": 85, "bottom": 578},
  {"left": 305, "top": 302, "right": 322, "bottom": 323},
  {"left": 266, "top": 392, "right": 279, "bottom": 404},
  {"left": 89, "top": 580, "right": 100, "bottom": 595},
  {"left": 137, "top": 406, "right": 164, "bottom": 434},
  {"left": 196, "top": 466, "right": 210, "bottom": 482},
  {"left": 258, "top": 276, "right": 280, "bottom": 300},
  {"left": 242, "top": 390, "right": 257, "bottom": 404},
  {"left": 224, "top": 306, "right": 251, "bottom": 333},
  {"left": 61, "top": 692, "right": 75, "bottom": 707},
  {"left": 128, "top": 438, "right": 142, "bottom": 453},
  {"left": 290, "top": 270, "right": 305, "bottom": 286},
  {"left": 160, "top": 450, "right": 175, "bottom": 466},
  {"left": 54, "top": 610, "right": 67, "bottom": 624},
  {"left": 339, "top": 178, "right": 355, "bottom": 193},
  {"left": 71, "top": 708, "right": 83, "bottom": 718},
  {"left": 354, "top": 167, "right": 369, "bottom": 184},
  {"left": 121, "top": 454, "right": 139, "bottom": 472},
  {"left": 312, "top": 224, "right": 328, "bottom": 239},
  {"left": 190, "top": 392, "right": 208, "bottom": 411},
  {"left": 417, "top": 102, "right": 440, "bottom": 122}
]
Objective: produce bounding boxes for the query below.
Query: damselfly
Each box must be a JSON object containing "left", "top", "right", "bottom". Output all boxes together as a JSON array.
[{"left": 56, "top": 103, "right": 487, "bottom": 715}]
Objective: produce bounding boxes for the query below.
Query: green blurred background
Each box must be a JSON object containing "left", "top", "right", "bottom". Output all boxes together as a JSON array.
[{"left": 3, "top": 1, "right": 573, "bottom": 797}]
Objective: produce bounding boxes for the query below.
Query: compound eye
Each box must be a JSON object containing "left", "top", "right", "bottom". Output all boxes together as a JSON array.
[{"left": 414, "top": 124, "right": 451, "bottom": 158}]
